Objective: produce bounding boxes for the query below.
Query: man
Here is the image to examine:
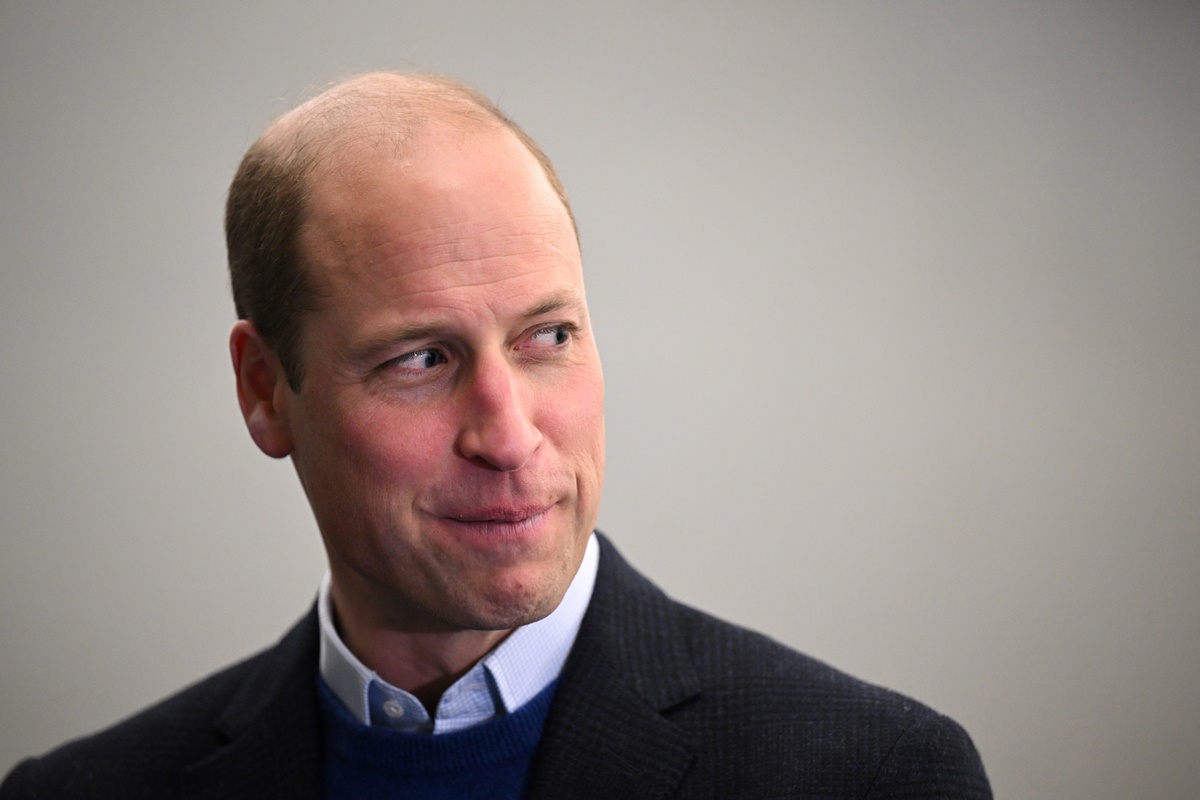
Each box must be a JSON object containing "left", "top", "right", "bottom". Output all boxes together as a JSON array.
[{"left": 1, "top": 72, "right": 991, "bottom": 798}]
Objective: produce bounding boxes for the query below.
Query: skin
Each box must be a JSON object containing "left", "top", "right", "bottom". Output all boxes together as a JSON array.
[{"left": 230, "top": 118, "right": 605, "bottom": 709}]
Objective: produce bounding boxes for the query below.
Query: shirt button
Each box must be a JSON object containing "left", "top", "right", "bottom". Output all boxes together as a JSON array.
[{"left": 382, "top": 700, "right": 405, "bottom": 719}]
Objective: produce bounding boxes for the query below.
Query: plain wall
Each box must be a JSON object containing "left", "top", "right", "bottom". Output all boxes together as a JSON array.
[{"left": 2, "top": 2, "right": 1198, "bottom": 797}]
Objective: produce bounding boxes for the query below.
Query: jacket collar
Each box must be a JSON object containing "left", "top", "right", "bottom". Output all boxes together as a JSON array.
[
  {"left": 526, "top": 533, "right": 700, "bottom": 800},
  {"left": 177, "top": 534, "right": 700, "bottom": 800}
]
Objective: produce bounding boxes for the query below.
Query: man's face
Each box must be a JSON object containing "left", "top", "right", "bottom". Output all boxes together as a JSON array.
[{"left": 277, "top": 124, "right": 604, "bottom": 633}]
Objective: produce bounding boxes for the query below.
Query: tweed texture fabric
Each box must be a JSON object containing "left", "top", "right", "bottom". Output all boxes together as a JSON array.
[{"left": 0, "top": 534, "right": 990, "bottom": 799}]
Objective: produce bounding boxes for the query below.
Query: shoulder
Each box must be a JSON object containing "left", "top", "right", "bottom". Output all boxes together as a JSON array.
[
  {"left": 579, "top": 535, "right": 991, "bottom": 798},
  {"left": 677, "top": 603, "right": 989, "bottom": 796},
  {"left": 0, "top": 610, "right": 319, "bottom": 800},
  {"left": 1, "top": 655, "right": 261, "bottom": 799}
]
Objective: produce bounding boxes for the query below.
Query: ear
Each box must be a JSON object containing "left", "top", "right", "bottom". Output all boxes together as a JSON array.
[{"left": 230, "top": 320, "right": 295, "bottom": 458}]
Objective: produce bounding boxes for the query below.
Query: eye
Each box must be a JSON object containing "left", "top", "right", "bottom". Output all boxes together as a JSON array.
[
  {"left": 524, "top": 323, "right": 574, "bottom": 349},
  {"left": 387, "top": 348, "right": 447, "bottom": 370}
]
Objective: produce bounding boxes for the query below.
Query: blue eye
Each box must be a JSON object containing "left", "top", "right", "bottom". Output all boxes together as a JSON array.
[
  {"left": 529, "top": 324, "right": 572, "bottom": 347},
  {"left": 393, "top": 348, "right": 447, "bottom": 369}
]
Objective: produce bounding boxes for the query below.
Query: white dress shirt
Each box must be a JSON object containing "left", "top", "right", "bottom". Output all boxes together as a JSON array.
[{"left": 318, "top": 533, "right": 599, "bottom": 734}]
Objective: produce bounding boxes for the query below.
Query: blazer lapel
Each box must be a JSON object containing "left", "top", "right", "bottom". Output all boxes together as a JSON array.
[
  {"left": 182, "top": 609, "right": 322, "bottom": 800},
  {"left": 178, "top": 539, "right": 700, "bottom": 800},
  {"left": 526, "top": 535, "right": 700, "bottom": 800}
]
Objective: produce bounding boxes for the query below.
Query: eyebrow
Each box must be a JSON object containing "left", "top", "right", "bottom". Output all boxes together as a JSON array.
[
  {"left": 522, "top": 291, "right": 584, "bottom": 319},
  {"left": 348, "top": 290, "right": 586, "bottom": 362}
]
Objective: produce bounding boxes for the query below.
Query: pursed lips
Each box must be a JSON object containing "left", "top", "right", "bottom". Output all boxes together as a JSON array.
[
  {"left": 435, "top": 506, "right": 557, "bottom": 543},
  {"left": 441, "top": 504, "right": 555, "bottom": 525}
]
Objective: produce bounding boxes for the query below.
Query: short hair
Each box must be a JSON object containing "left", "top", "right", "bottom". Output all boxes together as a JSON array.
[{"left": 225, "top": 72, "right": 576, "bottom": 390}]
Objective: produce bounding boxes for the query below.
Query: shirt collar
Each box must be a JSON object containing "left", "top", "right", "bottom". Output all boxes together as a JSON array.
[{"left": 318, "top": 533, "right": 599, "bottom": 734}]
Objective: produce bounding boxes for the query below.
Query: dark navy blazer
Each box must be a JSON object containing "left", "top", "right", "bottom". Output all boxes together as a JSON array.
[{"left": 1, "top": 535, "right": 991, "bottom": 799}]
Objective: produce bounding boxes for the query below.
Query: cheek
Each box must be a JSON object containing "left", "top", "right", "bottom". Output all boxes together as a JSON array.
[
  {"left": 337, "top": 402, "right": 454, "bottom": 488},
  {"left": 541, "top": 371, "right": 605, "bottom": 466}
]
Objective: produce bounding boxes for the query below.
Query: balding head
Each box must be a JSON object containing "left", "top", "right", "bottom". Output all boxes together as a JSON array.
[{"left": 225, "top": 72, "right": 575, "bottom": 390}]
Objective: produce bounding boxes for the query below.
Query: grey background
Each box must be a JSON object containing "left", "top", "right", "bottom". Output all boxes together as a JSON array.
[{"left": 2, "top": 2, "right": 1198, "bottom": 797}]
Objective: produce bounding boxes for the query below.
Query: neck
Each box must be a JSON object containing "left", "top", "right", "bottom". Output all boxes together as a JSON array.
[{"left": 329, "top": 579, "right": 511, "bottom": 713}]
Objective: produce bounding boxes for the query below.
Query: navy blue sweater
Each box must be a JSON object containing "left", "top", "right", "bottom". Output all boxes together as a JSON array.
[{"left": 317, "top": 677, "right": 557, "bottom": 800}]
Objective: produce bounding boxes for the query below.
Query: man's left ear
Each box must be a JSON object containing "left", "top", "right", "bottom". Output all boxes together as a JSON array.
[{"left": 229, "top": 320, "right": 295, "bottom": 459}]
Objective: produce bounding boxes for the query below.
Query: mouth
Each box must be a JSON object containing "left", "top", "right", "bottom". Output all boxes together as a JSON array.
[
  {"left": 447, "top": 505, "right": 551, "bottom": 524},
  {"left": 438, "top": 505, "right": 555, "bottom": 538}
]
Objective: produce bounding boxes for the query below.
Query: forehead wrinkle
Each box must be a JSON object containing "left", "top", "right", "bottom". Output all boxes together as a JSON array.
[
  {"left": 303, "top": 224, "right": 574, "bottom": 294},
  {"left": 337, "top": 257, "right": 583, "bottom": 326},
  {"left": 370, "top": 210, "right": 575, "bottom": 264},
  {"left": 341, "top": 225, "right": 580, "bottom": 301},
  {"left": 307, "top": 208, "right": 576, "bottom": 291},
  {"left": 394, "top": 263, "right": 575, "bottom": 306}
]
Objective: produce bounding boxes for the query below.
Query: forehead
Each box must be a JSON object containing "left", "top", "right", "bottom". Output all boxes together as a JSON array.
[{"left": 297, "top": 124, "right": 582, "bottom": 323}]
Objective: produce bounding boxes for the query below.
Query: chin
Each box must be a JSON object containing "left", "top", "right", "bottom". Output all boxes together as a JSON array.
[{"left": 452, "top": 570, "right": 569, "bottom": 631}]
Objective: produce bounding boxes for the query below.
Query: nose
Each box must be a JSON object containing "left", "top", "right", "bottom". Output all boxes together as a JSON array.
[{"left": 455, "top": 356, "right": 543, "bottom": 471}]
